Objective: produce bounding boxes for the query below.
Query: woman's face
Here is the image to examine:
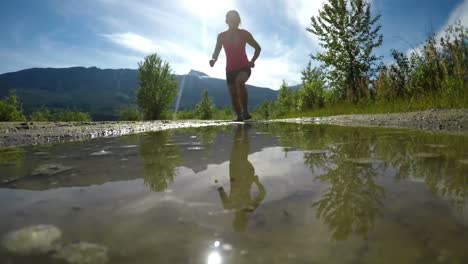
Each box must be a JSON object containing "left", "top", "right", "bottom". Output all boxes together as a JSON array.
[{"left": 225, "top": 12, "right": 239, "bottom": 27}]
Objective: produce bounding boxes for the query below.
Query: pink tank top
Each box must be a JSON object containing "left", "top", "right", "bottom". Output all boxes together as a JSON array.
[{"left": 222, "top": 29, "right": 250, "bottom": 72}]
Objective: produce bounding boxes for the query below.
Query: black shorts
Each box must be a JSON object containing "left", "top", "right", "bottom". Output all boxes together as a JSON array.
[{"left": 226, "top": 66, "right": 251, "bottom": 85}]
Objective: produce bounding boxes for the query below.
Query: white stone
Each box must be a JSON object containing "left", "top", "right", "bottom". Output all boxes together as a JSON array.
[
  {"left": 1, "top": 225, "right": 62, "bottom": 255},
  {"left": 53, "top": 242, "right": 108, "bottom": 264}
]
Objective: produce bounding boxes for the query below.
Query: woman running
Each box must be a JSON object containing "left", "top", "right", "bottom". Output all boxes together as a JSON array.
[{"left": 209, "top": 10, "right": 261, "bottom": 121}]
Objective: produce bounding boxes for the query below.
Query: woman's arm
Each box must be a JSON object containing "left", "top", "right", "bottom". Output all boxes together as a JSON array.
[
  {"left": 245, "top": 31, "right": 261, "bottom": 67},
  {"left": 210, "top": 34, "right": 222, "bottom": 67}
]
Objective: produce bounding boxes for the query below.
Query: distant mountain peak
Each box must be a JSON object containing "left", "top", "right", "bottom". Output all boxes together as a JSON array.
[{"left": 188, "top": 69, "right": 209, "bottom": 78}]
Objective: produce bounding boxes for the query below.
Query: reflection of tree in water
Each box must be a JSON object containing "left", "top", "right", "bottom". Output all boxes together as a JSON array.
[
  {"left": 310, "top": 134, "right": 385, "bottom": 240},
  {"left": 259, "top": 124, "right": 386, "bottom": 239},
  {"left": 313, "top": 161, "right": 384, "bottom": 240},
  {"left": 260, "top": 122, "right": 468, "bottom": 238},
  {"left": 0, "top": 147, "right": 25, "bottom": 182},
  {"left": 218, "top": 125, "right": 266, "bottom": 232},
  {"left": 374, "top": 133, "right": 468, "bottom": 210},
  {"left": 139, "top": 131, "right": 181, "bottom": 192}
]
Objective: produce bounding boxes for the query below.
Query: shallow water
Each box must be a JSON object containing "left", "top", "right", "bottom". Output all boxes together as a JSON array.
[{"left": 0, "top": 123, "right": 467, "bottom": 264}]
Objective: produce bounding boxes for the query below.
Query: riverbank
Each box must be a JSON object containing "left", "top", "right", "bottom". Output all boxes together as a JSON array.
[{"left": 0, "top": 109, "right": 466, "bottom": 147}]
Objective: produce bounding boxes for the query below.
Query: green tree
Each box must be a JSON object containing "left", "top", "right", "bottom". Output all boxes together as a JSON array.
[
  {"left": 254, "top": 101, "right": 272, "bottom": 120},
  {"left": 276, "top": 81, "right": 295, "bottom": 116},
  {"left": 140, "top": 131, "right": 181, "bottom": 192},
  {"left": 136, "top": 54, "right": 178, "bottom": 120},
  {"left": 297, "top": 61, "right": 326, "bottom": 110},
  {"left": 118, "top": 107, "right": 141, "bottom": 121},
  {"left": 31, "top": 106, "right": 53, "bottom": 121},
  {"left": 0, "top": 91, "right": 25, "bottom": 121},
  {"left": 195, "top": 89, "right": 216, "bottom": 120},
  {"left": 55, "top": 110, "right": 91, "bottom": 121},
  {"left": 307, "top": 0, "right": 383, "bottom": 103}
]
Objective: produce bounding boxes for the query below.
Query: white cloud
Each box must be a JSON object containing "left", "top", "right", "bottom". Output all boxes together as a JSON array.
[
  {"left": 443, "top": 0, "right": 468, "bottom": 27},
  {"left": 408, "top": 0, "right": 468, "bottom": 57},
  {"left": 2, "top": 0, "right": 309, "bottom": 88},
  {"left": 103, "top": 32, "right": 160, "bottom": 54},
  {"left": 283, "top": 0, "right": 327, "bottom": 48}
]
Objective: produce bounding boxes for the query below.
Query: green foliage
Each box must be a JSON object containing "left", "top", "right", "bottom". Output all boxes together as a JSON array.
[
  {"left": 139, "top": 131, "right": 181, "bottom": 192},
  {"left": 30, "top": 107, "right": 91, "bottom": 122},
  {"left": 54, "top": 110, "right": 91, "bottom": 121},
  {"left": 136, "top": 53, "right": 178, "bottom": 120},
  {"left": 118, "top": 107, "right": 141, "bottom": 121},
  {"left": 195, "top": 89, "right": 216, "bottom": 120},
  {"left": 254, "top": 101, "right": 274, "bottom": 120},
  {"left": 30, "top": 106, "right": 52, "bottom": 121},
  {"left": 308, "top": 0, "right": 383, "bottom": 103},
  {"left": 0, "top": 91, "right": 26, "bottom": 121},
  {"left": 175, "top": 107, "right": 232, "bottom": 120},
  {"left": 296, "top": 62, "right": 327, "bottom": 111},
  {"left": 276, "top": 81, "right": 295, "bottom": 116},
  {"left": 375, "top": 21, "right": 467, "bottom": 108}
]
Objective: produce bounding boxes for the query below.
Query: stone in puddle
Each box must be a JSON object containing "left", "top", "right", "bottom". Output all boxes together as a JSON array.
[
  {"left": 53, "top": 242, "right": 108, "bottom": 264},
  {"left": 347, "top": 158, "right": 384, "bottom": 165},
  {"left": 414, "top": 153, "right": 441, "bottom": 158},
  {"left": 90, "top": 150, "right": 112, "bottom": 156},
  {"left": 306, "top": 149, "right": 329, "bottom": 155},
  {"left": 32, "top": 164, "right": 73, "bottom": 176},
  {"left": 1, "top": 225, "right": 62, "bottom": 255},
  {"left": 425, "top": 144, "right": 447, "bottom": 148}
]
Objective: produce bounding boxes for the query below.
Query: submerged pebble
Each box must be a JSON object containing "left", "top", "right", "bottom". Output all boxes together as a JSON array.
[
  {"left": 32, "top": 163, "right": 73, "bottom": 176},
  {"left": 90, "top": 150, "right": 112, "bottom": 156},
  {"left": 53, "top": 242, "right": 108, "bottom": 264},
  {"left": 121, "top": 145, "right": 137, "bottom": 148},
  {"left": 458, "top": 159, "right": 468, "bottom": 165},
  {"left": 414, "top": 153, "right": 441, "bottom": 158},
  {"left": 1, "top": 225, "right": 62, "bottom": 255},
  {"left": 306, "top": 149, "right": 329, "bottom": 155},
  {"left": 187, "top": 146, "right": 204, "bottom": 150},
  {"left": 222, "top": 243, "right": 233, "bottom": 251},
  {"left": 347, "top": 158, "right": 384, "bottom": 165},
  {"left": 425, "top": 144, "right": 448, "bottom": 148}
]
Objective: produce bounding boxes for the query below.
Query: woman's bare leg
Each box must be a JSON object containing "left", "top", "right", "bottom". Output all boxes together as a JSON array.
[
  {"left": 228, "top": 83, "right": 242, "bottom": 119},
  {"left": 235, "top": 71, "right": 250, "bottom": 116}
]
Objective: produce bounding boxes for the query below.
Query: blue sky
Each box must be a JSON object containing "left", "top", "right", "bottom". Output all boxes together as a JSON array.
[{"left": 0, "top": 0, "right": 466, "bottom": 89}]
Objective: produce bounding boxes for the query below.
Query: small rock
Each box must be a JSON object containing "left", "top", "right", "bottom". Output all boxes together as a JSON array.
[
  {"left": 347, "top": 158, "right": 384, "bottom": 165},
  {"left": 53, "top": 242, "right": 108, "bottom": 264},
  {"left": 414, "top": 153, "right": 440, "bottom": 158},
  {"left": 32, "top": 164, "right": 73, "bottom": 176},
  {"left": 90, "top": 150, "right": 111, "bottom": 156},
  {"left": 1, "top": 225, "right": 62, "bottom": 255},
  {"left": 222, "top": 243, "right": 233, "bottom": 251}
]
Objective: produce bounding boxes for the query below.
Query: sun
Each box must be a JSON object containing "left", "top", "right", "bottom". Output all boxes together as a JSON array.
[{"left": 182, "top": 0, "right": 235, "bottom": 19}]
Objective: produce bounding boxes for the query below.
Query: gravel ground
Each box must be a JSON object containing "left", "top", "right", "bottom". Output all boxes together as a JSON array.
[
  {"left": 278, "top": 109, "right": 468, "bottom": 134},
  {"left": 0, "top": 109, "right": 467, "bottom": 147},
  {"left": 0, "top": 120, "right": 233, "bottom": 147}
]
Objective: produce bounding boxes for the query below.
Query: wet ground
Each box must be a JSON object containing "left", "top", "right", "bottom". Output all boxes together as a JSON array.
[
  {"left": 0, "top": 123, "right": 467, "bottom": 264},
  {"left": 1, "top": 109, "right": 467, "bottom": 147}
]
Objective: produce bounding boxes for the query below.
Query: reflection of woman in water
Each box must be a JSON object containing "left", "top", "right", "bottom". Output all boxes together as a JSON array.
[
  {"left": 217, "top": 125, "right": 266, "bottom": 232},
  {"left": 209, "top": 10, "right": 261, "bottom": 121}
]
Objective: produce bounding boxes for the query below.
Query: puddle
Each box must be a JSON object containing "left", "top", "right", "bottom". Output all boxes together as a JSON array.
[{"left": 0, "top": 123, "right": 467, "bottom": 263}]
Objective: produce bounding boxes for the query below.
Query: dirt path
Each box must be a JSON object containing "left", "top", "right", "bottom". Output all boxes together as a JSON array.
[
  {"left": 0, "top": 109, "right": 466, "bottom": 147},
  {"left": 0, "top": 120, "right": 233, "bottom": 147},
  {"left": 278, "top": 109, "right": 468, "bottom": 133}
]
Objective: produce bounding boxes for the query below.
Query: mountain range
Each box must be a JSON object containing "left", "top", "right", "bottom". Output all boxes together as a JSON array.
[{"left": 0, "top": 67, "right": 291, "bottom": 120}]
